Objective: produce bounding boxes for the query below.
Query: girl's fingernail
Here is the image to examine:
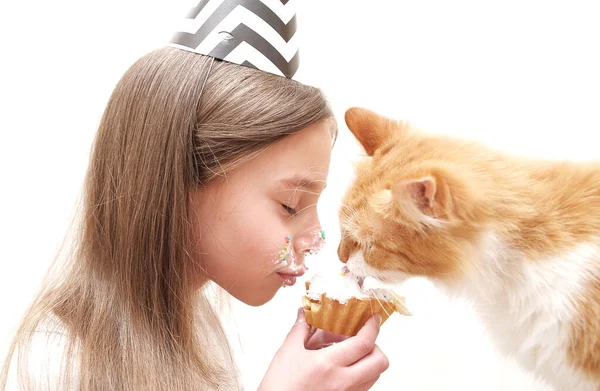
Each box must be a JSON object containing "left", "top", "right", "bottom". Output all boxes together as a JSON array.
[{"left": 374, "top": 314, "right": 382, "bottom": 326}]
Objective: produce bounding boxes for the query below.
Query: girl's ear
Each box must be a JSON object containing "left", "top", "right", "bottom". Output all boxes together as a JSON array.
[{"left": 344, "top": 107, "right": 396, "bottom": 156}]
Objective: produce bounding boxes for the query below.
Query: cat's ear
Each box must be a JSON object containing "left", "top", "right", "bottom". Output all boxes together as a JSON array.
[
  {"left": 389, "top": 177, "right": 444, "bottom": 228},
  {"left": 393, "top": 177, "right": 437, "bottom": 210},
  {"left": 345, "top": 107, "right": 395, "bottom": 156},
  {"left": 371, "top": 166, "right": 482, "bottom": 228},
  {"left": 369, "top": 176, "right": 442, "bottom": 229}
]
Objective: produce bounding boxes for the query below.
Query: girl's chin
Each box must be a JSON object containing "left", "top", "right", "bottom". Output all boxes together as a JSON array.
[
  {"left": 232, "top": 285, "right": 279, "bottom": 307},
  {"left": 239, "top": 291, "right": 278, "bottom": 307},
  {"left": 218, "top": 274, "right": 290, "bottom": 307}
]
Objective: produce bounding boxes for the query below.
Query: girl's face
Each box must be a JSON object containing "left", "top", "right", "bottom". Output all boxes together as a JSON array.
[{"left": 191, "top": 121, "right": 333, "bottom": 306}]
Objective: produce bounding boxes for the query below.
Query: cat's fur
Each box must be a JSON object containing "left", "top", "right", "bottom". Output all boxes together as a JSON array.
[{"left": 338, "top": 107, "right": 600, "bottom": 390}]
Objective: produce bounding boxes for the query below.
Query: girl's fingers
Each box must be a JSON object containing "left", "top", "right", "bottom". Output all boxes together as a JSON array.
[
  {"left": 346, "top": 344, "right": 389, "bottom": 386},
  {"left": 305, "top": 329, "right": 350, "bottom": 350},
  {"left": 325, "top": 315, "right": 381, "bottom": 365},
  {"left": 282, "top": 308, "right": 312, "bottom": 348},
  {"left": 352, "top": 375, "right": 380, "bottom": 391}
]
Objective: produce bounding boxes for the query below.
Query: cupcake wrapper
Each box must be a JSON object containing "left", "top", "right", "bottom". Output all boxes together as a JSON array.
[{"left": 302, "top": 281, "right": 411, "bottom": 337}]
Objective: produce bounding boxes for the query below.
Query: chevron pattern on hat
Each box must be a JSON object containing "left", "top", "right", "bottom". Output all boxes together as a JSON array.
[{"left": 169, "top": 0, "right": 300, "bottom": 79}]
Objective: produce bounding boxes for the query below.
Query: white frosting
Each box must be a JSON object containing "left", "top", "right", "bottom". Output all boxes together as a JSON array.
[{"left": 306, "top": 268, "right": 393, "bottom": 305}]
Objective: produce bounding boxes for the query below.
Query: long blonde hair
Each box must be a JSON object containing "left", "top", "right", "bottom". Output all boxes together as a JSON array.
[{"left": 2, "top": 46, "right": 334, "bottom": 390}]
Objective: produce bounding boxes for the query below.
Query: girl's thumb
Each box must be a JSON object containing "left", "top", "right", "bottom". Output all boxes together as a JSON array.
[{"left": 285, "top": 307, "right": 310, "bottom": 344}]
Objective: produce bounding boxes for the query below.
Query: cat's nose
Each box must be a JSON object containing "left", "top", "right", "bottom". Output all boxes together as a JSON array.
[{"left": 337, "top": 241, "right": 349, "bottom": 263}]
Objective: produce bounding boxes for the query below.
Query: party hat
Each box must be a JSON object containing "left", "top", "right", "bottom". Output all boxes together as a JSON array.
[{"left": 168, "top": 0, "right": 300, "bottom": 79}]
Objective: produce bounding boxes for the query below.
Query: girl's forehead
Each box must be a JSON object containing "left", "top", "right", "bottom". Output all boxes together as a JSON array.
[{"left": 253, "top": 123, "right": 333, "bottom": 181}]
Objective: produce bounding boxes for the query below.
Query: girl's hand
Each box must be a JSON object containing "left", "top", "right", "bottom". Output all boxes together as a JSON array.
[
  {"left": 305, "top": 328, "right": 350, "bottom": 350},
  {"left": 258, "top": 308, "right": 389, "bottom": 391}
]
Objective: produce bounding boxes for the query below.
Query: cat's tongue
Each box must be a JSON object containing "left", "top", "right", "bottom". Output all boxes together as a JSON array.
[
  {"left": 357, "top": 276, "right": 365, "bottom": 288},
  {"left": 341, "top": 266, "right": 365, "bottom": 288}
]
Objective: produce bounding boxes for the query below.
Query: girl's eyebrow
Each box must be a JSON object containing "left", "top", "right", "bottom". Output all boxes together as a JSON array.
[{"left": 279, "top": 174, "right": 327, "bottom": 191}]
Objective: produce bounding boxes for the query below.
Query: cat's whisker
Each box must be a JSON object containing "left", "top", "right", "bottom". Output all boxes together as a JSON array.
[
  {"left": 386, "top": 290, "right": 407, "bottom": 307},
  {"left": 386, "top": 288, "right": 403, "bottom": 300},
  {"left": 368, "top": 291, "right": 377, "bottom": 319},
  {"left": 283, "top": 202, "right": 320, "bottom": 224},
  {"left": 339, "top": 233, "right": 355, "bottom": 241},
  {"left": 268, "top": 260, "right": 290, "bottom": 274},
  {"left": 358, "top": 269, "right": 404, "bottom": 316},
  {"left": 282, "top": 169, "right": 329, "bottom": 207},
  {"left": 362, "top": 272, "right": 391, "bottom": 316},
  {"left": 338, "top": 203, "right": 360, "bottom": 221},
  {"left": 359, "top": 264, "right": 380, "bottom": 318},
  {"left": 274, "top": 188, "right": 322, "bottom": 196},
  {"left": 338, "top": 203, "right": 356, "bottom": 212},
  {"left": 296, "top": 223, "right": 322, "bottom": 236},
  {"left": 371, "top": 289, "right": 392, "bottom": 318}
]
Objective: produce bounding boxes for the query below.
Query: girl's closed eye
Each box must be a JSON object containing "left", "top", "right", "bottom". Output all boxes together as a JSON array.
[{"left": 281, "top": 203, "right": 297, "bottom": 215}]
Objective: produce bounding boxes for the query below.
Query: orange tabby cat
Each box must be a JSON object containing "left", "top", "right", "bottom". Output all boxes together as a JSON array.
[{"left": 338, "top": 107, "right": 600, "bottom": 390}]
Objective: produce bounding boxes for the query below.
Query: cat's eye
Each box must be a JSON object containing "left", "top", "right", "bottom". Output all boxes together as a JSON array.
[{"left": 281, "top": 204, "right": 297, "bottom": 216}]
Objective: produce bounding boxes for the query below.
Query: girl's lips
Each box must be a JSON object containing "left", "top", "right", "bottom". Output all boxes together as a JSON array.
[
  {"left": 278, "top": 273, "right": 297, "bottom": 286},
  {"left": 277, "top": 266, "right": 306, "bottom": 277},
  {"left": 276, "top": 266, "right": 305, "bottom": 287}
]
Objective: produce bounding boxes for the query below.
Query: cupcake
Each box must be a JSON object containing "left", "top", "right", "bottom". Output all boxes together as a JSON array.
[{"left": 302, "top": 267, "right": 411, "bottom": 336}]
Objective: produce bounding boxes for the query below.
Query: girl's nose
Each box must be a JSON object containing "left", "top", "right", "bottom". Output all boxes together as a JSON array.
[{"left": 293, "top": 226, "right": 325, "bottom": 260}]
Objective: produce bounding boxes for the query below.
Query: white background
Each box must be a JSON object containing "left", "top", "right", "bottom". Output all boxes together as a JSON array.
[{"left": 1, "top": 1, "right": 600, "bottom": 390}]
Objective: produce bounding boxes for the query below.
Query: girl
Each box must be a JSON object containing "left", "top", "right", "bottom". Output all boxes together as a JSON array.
[{"left": 1, "top": 47, "right": 389, "bottom": 390}]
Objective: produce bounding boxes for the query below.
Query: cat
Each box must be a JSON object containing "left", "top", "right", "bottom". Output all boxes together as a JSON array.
[{"left": 337, "top": 107, "right": 600, "bottom": 390}]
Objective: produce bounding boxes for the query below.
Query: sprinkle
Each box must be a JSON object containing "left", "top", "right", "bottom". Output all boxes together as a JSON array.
[{"left": 339, "top": 272, "right": 346, "bottom": 276}]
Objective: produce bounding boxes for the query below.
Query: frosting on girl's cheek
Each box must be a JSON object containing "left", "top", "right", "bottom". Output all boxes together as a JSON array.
[
  {"left": 276, "top": 236, "right": 297, "bottom": 267},
  {"left": 271, "top": 229, "right": 326, "bottom": 272}
]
